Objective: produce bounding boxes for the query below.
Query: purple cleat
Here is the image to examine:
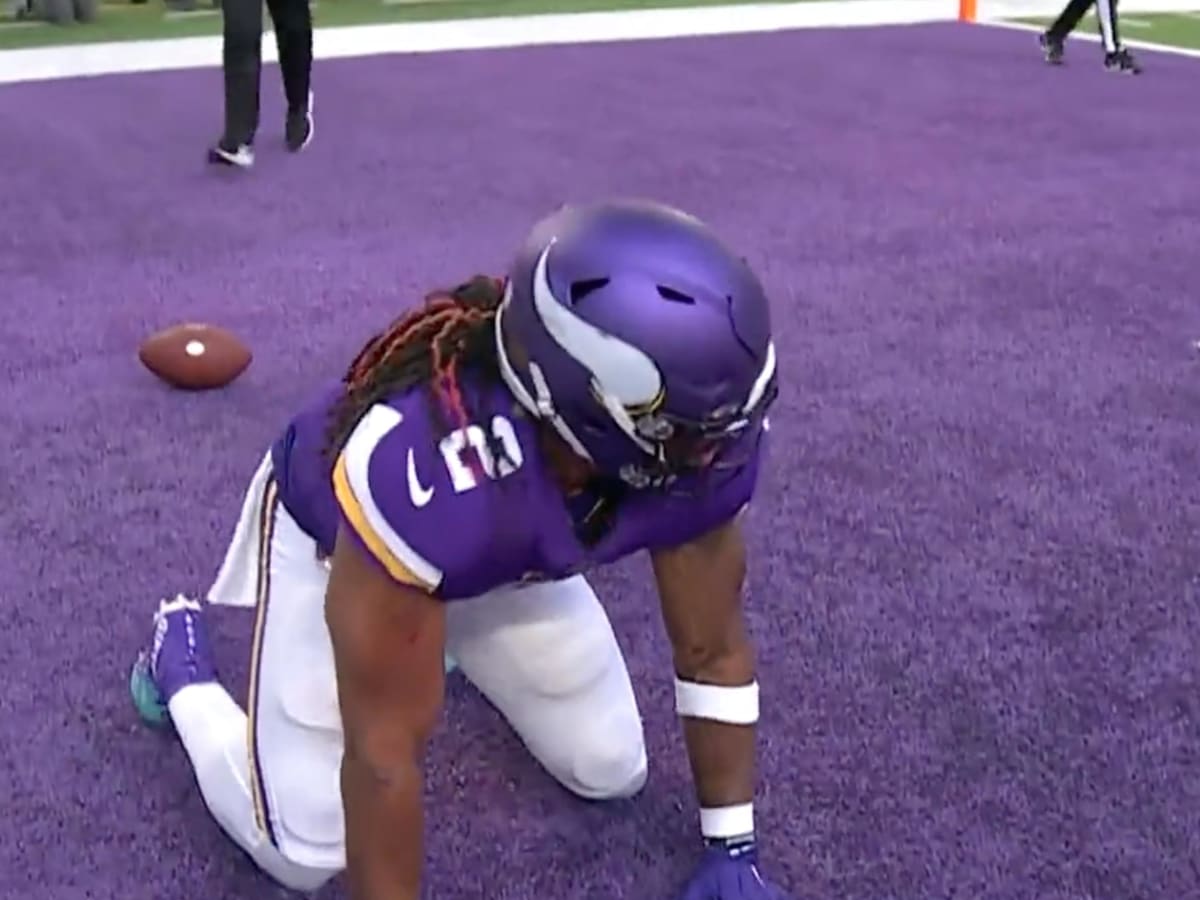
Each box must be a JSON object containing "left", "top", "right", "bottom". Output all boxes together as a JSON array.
[{"left": 129, "top": 595, "right": 219, "bottom": 726}]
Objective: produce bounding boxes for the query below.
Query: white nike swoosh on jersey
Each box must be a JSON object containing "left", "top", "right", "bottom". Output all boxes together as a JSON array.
[{"left": 406, "top": 448, "right": 435, "bottom": 508}]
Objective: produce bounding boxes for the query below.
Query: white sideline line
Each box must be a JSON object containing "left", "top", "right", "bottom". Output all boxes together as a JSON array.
[
  {"left": 984, "top": 17, "right": 1200, "bottom": 59},
  {"left": 0, "top": 0, "right": 954, "bottom": 84},
  {"left": 1120, "top": 16, "right": 1154, "bottom": 27},
  {"left": 162, "top": 8, "right": 221, "bottom": 20}
]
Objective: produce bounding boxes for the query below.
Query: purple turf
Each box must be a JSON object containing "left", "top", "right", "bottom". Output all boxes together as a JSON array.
[{"left": 1, "top": 20, "right": 1199, "bottom": 900}]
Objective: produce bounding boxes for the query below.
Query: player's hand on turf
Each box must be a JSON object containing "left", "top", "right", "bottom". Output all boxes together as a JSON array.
[{"left": 679, "top": 844, "right": 790, "bottom": 899}]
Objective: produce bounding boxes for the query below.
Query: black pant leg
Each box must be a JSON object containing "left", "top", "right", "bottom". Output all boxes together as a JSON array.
[
  {"left": 1095, "top": 0, "right": 1121, "bottom": 52},
  {"left": 1047, "top": 0, "right": 1095, "bottom": 40},
  {"left": 221, "top": 0, "right": 264, "bottom": 146},
  {"left": 265, "top": 0, "right": 313, "bottom": 113}
]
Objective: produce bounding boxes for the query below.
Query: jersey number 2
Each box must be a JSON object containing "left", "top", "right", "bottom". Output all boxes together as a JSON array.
[{"left": 437, "top": 415, "right": 524, "bottom": 493}]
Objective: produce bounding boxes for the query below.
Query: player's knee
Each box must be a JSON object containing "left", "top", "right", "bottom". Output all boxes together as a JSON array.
[
  {"left": 556, "top": 692, "right": 648, "bottom": 801},
  {"left": 567, "top": 733, "right": 648, "bottom": 800},
  {"left": 188, "top": 733, "right": 336, "bottom": 892},
  {"left": 249, "top": 776, "right": 343, "bottom": 892},
  {"left": 262, "top": 854, "right": 338, "bottom": 893}
]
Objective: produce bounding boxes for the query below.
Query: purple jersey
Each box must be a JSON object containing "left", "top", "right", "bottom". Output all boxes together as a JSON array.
[{"left": 271, "top": 375, "right": 765, "bottom": 600}]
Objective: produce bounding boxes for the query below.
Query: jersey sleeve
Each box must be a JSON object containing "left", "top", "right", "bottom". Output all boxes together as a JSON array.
[{"left": 331, "top": 403, "right": 446, "bottom": 592}]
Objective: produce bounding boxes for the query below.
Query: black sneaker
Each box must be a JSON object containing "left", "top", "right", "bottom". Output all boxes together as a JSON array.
[
  {"left": 207, "top": 142, "right": 255, "bottom": 168},
  {"left": 1104, "top": 48, "right": 1142, "bottom": 74},
  {"left": 285, "top": 91, "right": 314, "bottom": 153},
  {"left": 1039, "top": 31, "right": 1064, "bottom": 65}
]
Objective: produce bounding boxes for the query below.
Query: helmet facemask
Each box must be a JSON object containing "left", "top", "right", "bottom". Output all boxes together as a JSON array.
[{"left": 607, "top": 347, "right": 778, "bottom": 489}]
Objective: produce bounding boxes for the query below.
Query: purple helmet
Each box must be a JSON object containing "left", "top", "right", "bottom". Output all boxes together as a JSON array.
[{"left": 495, "top": 199, "right": 777, "bottom": 487}]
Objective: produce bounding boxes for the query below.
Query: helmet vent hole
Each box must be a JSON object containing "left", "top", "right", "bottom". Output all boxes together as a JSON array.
[
  {"left": 657, "top": 285, "right": 696, "bottom": 305},
  {"left": 569, "top": 278, "right": 610, "bottom": 304}
]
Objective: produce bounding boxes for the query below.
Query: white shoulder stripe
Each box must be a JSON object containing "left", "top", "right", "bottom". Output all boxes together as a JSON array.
[{"left": 342, "top": 405, "right": 444, "bottom": 589}]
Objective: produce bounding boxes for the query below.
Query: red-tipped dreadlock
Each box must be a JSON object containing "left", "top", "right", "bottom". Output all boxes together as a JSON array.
[{"left": 325, "top": 275, "right": 507, "bottom": 457}]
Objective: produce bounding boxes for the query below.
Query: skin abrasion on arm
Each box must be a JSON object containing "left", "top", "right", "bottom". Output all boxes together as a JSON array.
[
  {"left": 652, "top": 520, "right": 760, "bottom": 839},
  {"left": 325, "top": 526, "right": 448, "bottom": 900}
]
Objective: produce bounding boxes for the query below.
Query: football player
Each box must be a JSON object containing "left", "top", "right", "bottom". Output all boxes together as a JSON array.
[{"left": 131, "top": 199, "right": 786, "bottom": 899}]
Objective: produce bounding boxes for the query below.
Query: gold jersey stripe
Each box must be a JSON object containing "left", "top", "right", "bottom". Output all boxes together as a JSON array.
[
  {"left": 245, "top": 477, "right": 280, "bottom": 847},
  {"left": 332, "top": 452, "right": 433, "bottom": 591}
]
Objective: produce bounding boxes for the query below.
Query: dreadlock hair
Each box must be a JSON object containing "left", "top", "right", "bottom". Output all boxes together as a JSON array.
[{"left": 325, "top": 275, "right": 507, "bottom": 459}]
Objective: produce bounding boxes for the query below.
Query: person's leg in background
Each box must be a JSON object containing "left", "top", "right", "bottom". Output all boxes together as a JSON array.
[
  {"left": 210, "top": 0, "right": 264, "bottom": 168},
  {"left": 266, "top": 0, "right": 315, "bottom": 152},
  {"left": 1096, "top": 0, "right": 1142, "bottom": 73},
  {"left": 1040, "top": 0, "right": 1093, "bottom": 65},
  {"left": 1039, "top": 0, "right": 1140, "bottom": 72}
]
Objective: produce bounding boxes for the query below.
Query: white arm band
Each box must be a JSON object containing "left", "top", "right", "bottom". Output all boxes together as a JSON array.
[
  {"left": 674, "top": 677, "right": 759, "bottom": 725},
  {"left": 700, "top": 803, "right": 755, "bottom": 840}
]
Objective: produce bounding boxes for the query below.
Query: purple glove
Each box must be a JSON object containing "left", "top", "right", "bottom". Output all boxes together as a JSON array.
[{"left": 679, "top": 841, "right": 790, "bottom": 900}]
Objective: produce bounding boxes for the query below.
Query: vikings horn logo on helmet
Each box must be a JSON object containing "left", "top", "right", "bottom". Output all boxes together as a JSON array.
[{"left": 530, "top": 242, "right": 666, "bottom": 454}]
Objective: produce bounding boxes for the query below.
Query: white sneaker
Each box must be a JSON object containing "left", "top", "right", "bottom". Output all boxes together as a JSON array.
[{"left": 207, "top": 143, "right": 255, "bottom": 169}]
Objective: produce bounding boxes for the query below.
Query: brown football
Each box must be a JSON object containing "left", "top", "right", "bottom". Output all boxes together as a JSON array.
[{"left": 138, "top": 323, "right": 252, "bottom": 391}]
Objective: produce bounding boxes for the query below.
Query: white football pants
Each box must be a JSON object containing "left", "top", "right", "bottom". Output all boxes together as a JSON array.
[{"left": 166, "top": 453, "right": 648, "bottom": 891}]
